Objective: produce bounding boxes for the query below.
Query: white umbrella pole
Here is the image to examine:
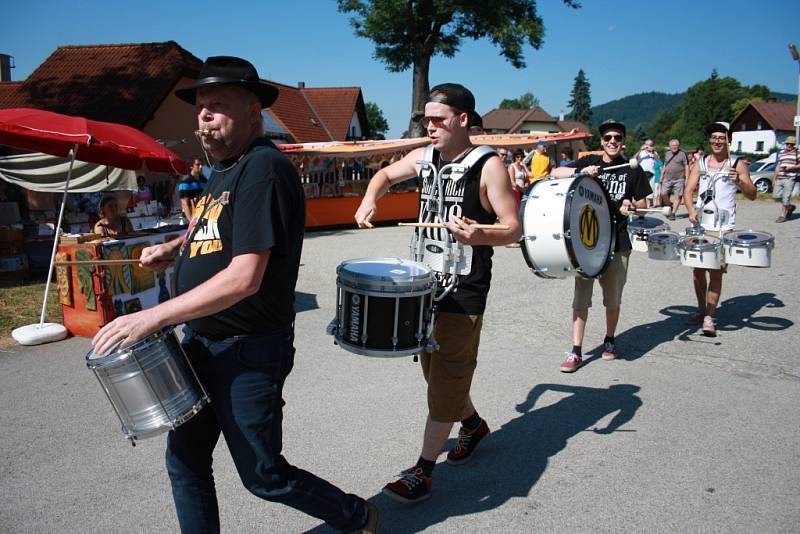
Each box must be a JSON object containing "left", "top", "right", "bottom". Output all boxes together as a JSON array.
[{"left": 38, "top": 144, "right": 78, "bottom": 326}]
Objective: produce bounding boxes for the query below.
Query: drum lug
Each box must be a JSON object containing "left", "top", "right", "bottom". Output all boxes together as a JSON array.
[
  {"left": 553, "top": 233, "right": 562, "bottom": 240},
  {"left": 325, "top": 319, "right": 338, "bottom": 336},
  {"left": 524, "top": 235, "right": 536, "bottom": 241}
]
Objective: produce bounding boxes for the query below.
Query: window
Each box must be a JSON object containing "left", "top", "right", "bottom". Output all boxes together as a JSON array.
[
  {"left": 737, "top": 141, "right": 742, "bottom": 151},
  {"left": 755, "top": 141, "right": 764, "bottom": 152},
  {"left": 757, "top": 121, "right": 762, "bottom": 130}
]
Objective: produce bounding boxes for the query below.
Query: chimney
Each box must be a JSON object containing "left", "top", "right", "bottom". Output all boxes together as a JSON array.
[
  {"left": 559, "top": 110, "right": 565, "bottom": 121},
  {"left": 0, "top": 54, "right": 14, "bottom": 82},
  {"left": 298, "top": 81, "right": 305, "bottom": 89}
]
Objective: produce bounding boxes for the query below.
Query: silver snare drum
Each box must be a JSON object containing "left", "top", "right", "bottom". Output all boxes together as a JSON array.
[
  {"left": 87, "top": 328, "right": 209, "bottom": 444},
  {"left": 721, "top": 230, "right": 774, "bottom": 268},
  {"left": 647, "top": 231, "right": 680, "bottom": 261},
  {"left": 328, "top": 257, "right": 436, "bottom": 357},
  {"left": 678, "top": 235, "right": 722, "bottom": 270},
  {"left": 628, "top": 216, "right": 670, "bottom": 252}
]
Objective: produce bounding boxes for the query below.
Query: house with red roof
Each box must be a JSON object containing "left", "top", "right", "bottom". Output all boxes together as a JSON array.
[
  {"left": 730, "top": 101, "right": 797, "bottom": 154},
  {"left": 0, "top": 42, "right": 371, "bottom": 165}
]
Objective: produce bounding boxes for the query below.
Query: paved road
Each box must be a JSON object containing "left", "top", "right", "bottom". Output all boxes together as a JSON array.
[{"left": 1, "top": 200, "right": 798, "bottom": 533}]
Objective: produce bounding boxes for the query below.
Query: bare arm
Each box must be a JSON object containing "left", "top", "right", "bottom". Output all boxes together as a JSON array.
[
  {"left": 354, "top": 147, "right": 424, "bottom": 227},
  {"left": 93, "top": 249, "right": 270, "bottom": 354},
  {"left": 684, "top": 163, "right": 701, "bottom": 222},
  {"left": 733, "top": 159, "right": 756, "bottom": 200}
]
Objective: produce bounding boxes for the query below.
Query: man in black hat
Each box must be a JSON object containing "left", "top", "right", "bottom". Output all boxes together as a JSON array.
[
  {"left": 551, "top": 119, "right": 651, "bottom": 372},
  {"left": 93, "top": 56, "right": 378, "bottom": 533},
  {"left": 354, "top": 83, "right": 520, "bottom": 504}
]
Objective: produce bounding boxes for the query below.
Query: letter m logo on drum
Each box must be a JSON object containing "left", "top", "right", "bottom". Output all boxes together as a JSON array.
[{"left": 579, "top": 205, "right": 600, "bottom": 249}]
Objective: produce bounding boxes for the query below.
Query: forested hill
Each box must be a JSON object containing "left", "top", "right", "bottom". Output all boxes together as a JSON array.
[
  {"left": 589, "top": 91, "right": 796, "bottom": 131},
  {"left": 589, "top": 92, "right": 683, "bottom": 130}
]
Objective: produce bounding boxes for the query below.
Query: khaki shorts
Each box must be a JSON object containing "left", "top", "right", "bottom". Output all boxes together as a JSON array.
[
  {"left": 572, "top": 251, "right": 630, "bottom": 310},
  {"left": 421, "top": 312, "right": 483, "bottom": 423}
]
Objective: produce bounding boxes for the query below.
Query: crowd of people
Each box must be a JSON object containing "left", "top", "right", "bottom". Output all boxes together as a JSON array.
[{"left": 85, "top": 53, "right": 795, "bottom": 534}]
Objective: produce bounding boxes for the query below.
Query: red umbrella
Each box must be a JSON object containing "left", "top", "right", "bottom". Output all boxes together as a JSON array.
[
  {"left": 0, "top": 107, "right": 187, "bottom": 174},
  {"left": 0, "top": 108, "right": 189, "bottom": 345}
]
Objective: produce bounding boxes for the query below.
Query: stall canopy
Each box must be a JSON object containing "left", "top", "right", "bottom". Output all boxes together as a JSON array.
[
  {"left": 0, "top": 152, "right": 137, "bottom": 192},
  {"left": 277, "top": 129, "right": 592, "bottom": 159}
]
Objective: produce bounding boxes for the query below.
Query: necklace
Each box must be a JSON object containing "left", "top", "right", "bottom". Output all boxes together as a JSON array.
[{"left": 212, "top": 152, "right": 246, "bottom": 173}]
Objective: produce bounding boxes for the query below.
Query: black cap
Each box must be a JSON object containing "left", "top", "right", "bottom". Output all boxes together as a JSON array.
[
  {"left": 598, "top": 119, "right": 626, "bottom": 137},
  {"left": 705, "top": 122, "right": 732, "bottom": 140},
  {"left": 428, "top": 83, "right": 483, "bottom": 127},
  {"left": 175, "top": 56, "right": 279, "bottom": 108}
]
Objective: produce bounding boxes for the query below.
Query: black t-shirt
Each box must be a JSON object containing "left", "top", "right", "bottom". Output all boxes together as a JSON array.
[
  {"left": 175, "top": 138, "right": 305, "bottom": 338},
  {"left": 568, "top": 154, "right": 651, "bottom": 252}
]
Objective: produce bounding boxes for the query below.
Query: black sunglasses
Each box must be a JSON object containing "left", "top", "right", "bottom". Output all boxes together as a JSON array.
[{"left": 602, "top": 134, "right": 623, "bottom": 142}]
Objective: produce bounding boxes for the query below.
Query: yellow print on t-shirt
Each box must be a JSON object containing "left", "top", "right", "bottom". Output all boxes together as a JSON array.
[{"left": 189, "top": 193, "right": 226, "bottom": 258}]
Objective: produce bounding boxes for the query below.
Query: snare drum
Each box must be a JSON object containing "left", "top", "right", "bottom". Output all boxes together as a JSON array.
[
  {"left": 520, "top": 176, "right": 614, "bottom": 278},
  {"left": 87, "top": 328, "right": 209, "bottom": 444},
  {"left": 628, "top": 216, "right": 670, "bottom": 252},
  {"left": 721, "top": 230, "right": 774, "bottom": 268},
  {"left": 328, "top": 258, "right": 436, "bottom": 357},
  {"left": 677, "top": 235, "right": 722, "bottom": 269},
  {"left": 647, "top": 231, "right": 680, "bottom": 261}
]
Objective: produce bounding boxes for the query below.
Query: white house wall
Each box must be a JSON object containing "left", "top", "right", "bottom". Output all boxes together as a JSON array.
[{"left": 731, "top": 130, "right": 776, "bottom": 154}]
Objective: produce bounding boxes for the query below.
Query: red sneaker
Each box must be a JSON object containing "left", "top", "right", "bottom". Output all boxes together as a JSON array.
[
  {"left": 446, "top": 419, "right": 490, "bottom": 465},
  {"left": 560, "top": 352, "right": 583, "bottom": 373},
  {"left": 382, "top": 466, "right": 432, "bottom": 504},
  {"left": 601, "top": 341, "right": 619, "bottom": 360}
]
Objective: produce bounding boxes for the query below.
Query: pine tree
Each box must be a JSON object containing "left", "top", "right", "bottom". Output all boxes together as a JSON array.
[{"left": 568, "top": 69, "right": 592, "bottom": 124}]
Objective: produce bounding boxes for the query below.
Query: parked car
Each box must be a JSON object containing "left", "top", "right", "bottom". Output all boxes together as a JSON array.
[{"left": 750, "top": 162, "right": 776, "bottom": 193}]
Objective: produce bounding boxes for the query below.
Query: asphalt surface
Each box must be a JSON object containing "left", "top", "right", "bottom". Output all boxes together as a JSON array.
[{"left": 1, "top": 199, "right": 798, "bottom": 534}]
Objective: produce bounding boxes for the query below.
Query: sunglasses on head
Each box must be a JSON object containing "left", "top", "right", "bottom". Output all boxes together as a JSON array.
[{"left": 602, "top": 134, "right": 623, "bottom": 142}]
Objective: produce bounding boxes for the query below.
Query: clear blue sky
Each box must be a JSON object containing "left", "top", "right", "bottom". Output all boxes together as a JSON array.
[{"left": 2, "top": 0, "right": 798, "bottom": 139}]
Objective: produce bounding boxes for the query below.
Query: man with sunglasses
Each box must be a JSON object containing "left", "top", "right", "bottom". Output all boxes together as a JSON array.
[
  {"left": 683, "top": 123, "right": 756, "bottom": 336},
  {"left": 550, "top": 119, "right": 651, "bottom": 372},
  {"left": 354, "top": 83, "right": 520, "bottom": 504}
]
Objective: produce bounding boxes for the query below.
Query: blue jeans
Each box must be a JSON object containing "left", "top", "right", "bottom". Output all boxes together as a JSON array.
[{"left": 166, "top": 327, "right": 367, "bottom": 533}]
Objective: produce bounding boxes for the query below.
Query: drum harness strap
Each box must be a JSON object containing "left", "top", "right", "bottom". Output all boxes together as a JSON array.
[
  {"left": 697, "top": 155, "right": 739, "bottom": 230},
  {"left": 413, "top": 144, "right": 496, "bottom": 302}
]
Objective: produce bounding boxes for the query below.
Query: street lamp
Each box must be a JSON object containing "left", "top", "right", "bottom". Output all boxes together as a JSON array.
[{"left": 790, "top": 43, "right": 800, "bottom": 143}]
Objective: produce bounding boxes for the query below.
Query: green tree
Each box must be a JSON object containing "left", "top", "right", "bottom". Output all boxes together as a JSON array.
[
  {"left": 499, "top": 92, "right": 540, "bottom": 109},
  {"left": 365, "top": 101, "right": 389, "bottom": 140},
  {"left": 567, "top": 69, "right": 591, "bottom": 124},
  {"left": 338, "top": 0, "right": 580, "bottom": 137}
]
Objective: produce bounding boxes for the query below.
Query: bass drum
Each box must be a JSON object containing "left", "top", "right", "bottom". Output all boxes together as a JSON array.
[{"left": 520, "top": 175, "right": 615, "bottom": 279}]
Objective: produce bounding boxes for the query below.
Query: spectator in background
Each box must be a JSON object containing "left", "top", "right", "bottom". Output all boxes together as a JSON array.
[
  {"left": 179, "top": 155, "right": 206, "bottom": 221},
  {"left": 660, "top": 139, "right": 690, "bottom": 220},
  {"left": 559, "top": 148, "right": 575, "bottom": 167},
  {"left": 528, "top": 141, "right": 552, "bottom": 182},
  {"left": 93, "top": 194, "right": 134, "bottom": 237},
  {"left": 507, "top": 148, "right": 530, "bottom": 223},
  {"left": 636, "top": 139, "right": 659, "bottom": 207},
  {"left": 772, "top": 136, "right": 799, "bottom": 223},
  {"left": 135, "top": 176, "right": 152, "bottom": 204}
]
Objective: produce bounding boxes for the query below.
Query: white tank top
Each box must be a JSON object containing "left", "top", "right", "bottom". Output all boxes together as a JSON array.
[{"left": 696, "top": 155, "right": 739, "bottom": 231}]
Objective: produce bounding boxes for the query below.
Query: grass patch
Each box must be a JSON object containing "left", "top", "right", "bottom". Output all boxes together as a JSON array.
[{"left": 0, "top": 281, "right": 63, "bottom": 348}]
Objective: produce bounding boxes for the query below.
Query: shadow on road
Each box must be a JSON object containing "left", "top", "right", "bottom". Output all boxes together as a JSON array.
[
  {"left": 305, "top": 383, "right": 642, "bottom": 534},
  {"left": 580, "top": 292, "right": 791, "bottom": 368}
]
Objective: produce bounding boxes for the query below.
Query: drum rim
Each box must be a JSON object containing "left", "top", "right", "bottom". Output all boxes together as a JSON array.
[
  {"left": 721, "top": 229, "right": 775, "bottom": 247},
  {"left": 678, "top": 235, "right": 721, "bottom": 251},
  {"left": 647, "top": 230, "right": 680, "bottom": 244},
  {"left": 563, "top": 176, "right": 616, "bottom": 277},
  {"left": 86, "top": 326, "right": 176, "bottom": 367},
  {"left": 337, "top": 257, "right": 432, "bottom": 283}
]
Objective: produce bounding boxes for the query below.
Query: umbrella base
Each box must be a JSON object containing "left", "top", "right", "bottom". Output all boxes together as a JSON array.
[{"left": 12, "top": 323, "right": 68, "bottom": 346}]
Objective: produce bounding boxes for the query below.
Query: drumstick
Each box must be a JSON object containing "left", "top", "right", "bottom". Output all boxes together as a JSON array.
[
  {"left": 398, "top": 222, "right": 510, "bottom": 230},
  {"left": 631, "top": 206, "right": 671, "bottom": 215},
  {"left": 55, "top": 259, "right": 143, "bottom": 266},
  {"left": 603, "top": 159, "right": 639, "bottom": 172}
]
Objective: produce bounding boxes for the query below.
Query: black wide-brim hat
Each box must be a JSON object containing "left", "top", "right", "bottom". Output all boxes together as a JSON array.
[{"left": 175, "top": 56, "right": 279, "bottom": 108}]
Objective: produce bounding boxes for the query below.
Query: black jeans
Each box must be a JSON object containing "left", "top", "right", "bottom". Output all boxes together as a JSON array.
[{"left": 165, "top": 327, "right": 367, "bottom": 533}]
